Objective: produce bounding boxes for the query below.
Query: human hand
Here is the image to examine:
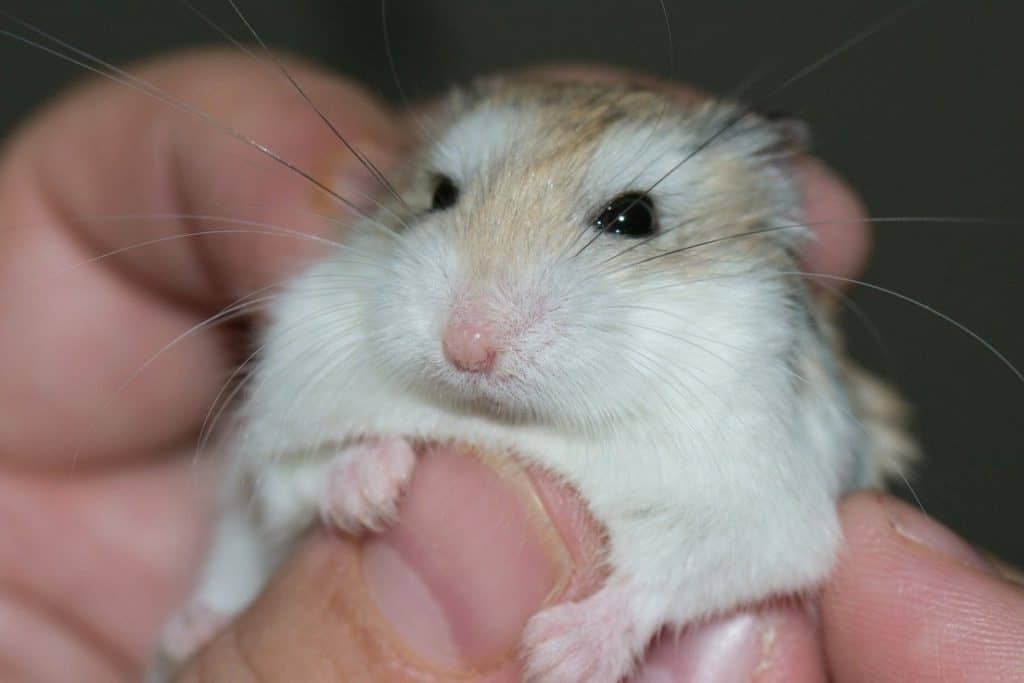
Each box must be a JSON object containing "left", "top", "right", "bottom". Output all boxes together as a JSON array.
[
  {"left": 0, "top": 50, "right": 409, "bottom": 681},
  {"left": 4, "top": 51, "right": 1016, "bottom": 682}
]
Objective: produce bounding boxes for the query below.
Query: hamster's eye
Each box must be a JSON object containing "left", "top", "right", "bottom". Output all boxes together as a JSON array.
[
  {"left": 431, "top": 175, "right": 460, "bottom": 211},
  {"left": 592, "top": 192, "right": 657, "bottom": 238}
]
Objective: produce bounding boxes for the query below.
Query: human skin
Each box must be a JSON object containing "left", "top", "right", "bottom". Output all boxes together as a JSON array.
[{"left": 0, "top": 52, "right": 1020, "bottom": 682}]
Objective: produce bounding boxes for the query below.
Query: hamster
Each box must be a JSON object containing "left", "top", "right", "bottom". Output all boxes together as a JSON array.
[{"left": 152, "top": 77, "right": 917, "bottom": 682}]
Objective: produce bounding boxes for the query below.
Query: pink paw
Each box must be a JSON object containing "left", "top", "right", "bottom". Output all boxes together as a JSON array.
[
  {"left": 320, "top": 437, "right": 416, "bottom": 534},
  {"left": 522, "top": 589, "right": 640, "bottom": 683},
  {"left": 160, "top": 602, "right": 228, "bottom": 664}
]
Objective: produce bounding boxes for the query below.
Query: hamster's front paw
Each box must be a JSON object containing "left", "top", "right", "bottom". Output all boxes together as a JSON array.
[
  {"left": 522, "top": 585, "right": 642, "bottom": 683},
  {"left": 320, "top": 437, "right": 416, "bottom": 534}
]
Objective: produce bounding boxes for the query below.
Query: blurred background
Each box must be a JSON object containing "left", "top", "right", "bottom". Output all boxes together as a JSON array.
[{"left": 1, "top": 1, "right": 1021, "bottom": 563}]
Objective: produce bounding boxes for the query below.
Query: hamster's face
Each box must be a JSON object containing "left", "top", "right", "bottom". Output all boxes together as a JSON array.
[{"left": 354, "top": 82, "right": 808, "bottom": 430}]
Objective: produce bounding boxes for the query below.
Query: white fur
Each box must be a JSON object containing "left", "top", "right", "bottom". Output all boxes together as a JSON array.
[{"left": 156, "top": 91, "right": 871, "bottom": 682}]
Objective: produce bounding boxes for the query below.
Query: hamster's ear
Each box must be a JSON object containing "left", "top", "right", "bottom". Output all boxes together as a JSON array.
[
  {"left": 416, "top": 83, "right": 484, "bottom": 145},
  {"left": 437, "top": 84, "right": 476, "bottom": 118},
  {"left": 757, "top": 109, "right": 812, "bottom": 157},
  {"left": 446, "top": 83, "right": 477, "bottom": 111},
  {"left": 458, "top": 76, "right": 506, "bottom": 108}
]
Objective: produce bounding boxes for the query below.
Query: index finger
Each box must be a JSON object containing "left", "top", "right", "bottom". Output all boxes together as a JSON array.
[{"left": 0, "top": 49, "right": 408, "bottom": 466}]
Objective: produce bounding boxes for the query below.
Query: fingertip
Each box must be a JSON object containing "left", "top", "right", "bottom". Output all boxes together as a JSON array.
[
  {"left": 633, "top": 603, "right": 826, "bottom": 683},
  {"left": 795, "top": 157, "right": 872, "bottom": 281},
  {"left": 823, "top": 492, "right": 1024, "bottom": 682}
]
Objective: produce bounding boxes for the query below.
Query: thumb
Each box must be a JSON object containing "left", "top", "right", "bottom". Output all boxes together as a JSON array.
[
  {"left": 176, "top": 445, "right": 606, "bottom": 681},
  {"left": 822, "top": 492, "right": 1024, "bottom": 682}
]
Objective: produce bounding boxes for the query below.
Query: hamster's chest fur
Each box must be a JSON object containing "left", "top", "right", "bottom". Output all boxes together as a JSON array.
[{"left": 152, "top": 79, "right": 916, "bottom": 682}]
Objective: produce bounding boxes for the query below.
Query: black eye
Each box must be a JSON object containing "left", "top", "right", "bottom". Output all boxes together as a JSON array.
[
  {"left": 592, "top": 192, "right": 657, "bottom": 238},
  {"left": 431, "top": 175, "right": 459, "bottom": 211}
]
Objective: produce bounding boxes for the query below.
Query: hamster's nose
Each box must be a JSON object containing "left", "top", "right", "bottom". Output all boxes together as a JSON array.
[{"left": 442, "top": 315, "right": 498, "bottom": 374}]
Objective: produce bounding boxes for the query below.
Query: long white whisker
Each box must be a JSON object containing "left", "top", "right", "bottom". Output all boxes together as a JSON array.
[
  {"left": 23, "top": 223, "right": 400, "bottom": 292},
  {"left": 638, "top": 264, "right": 1023, "bottom": 386},
  {"left": 222, "top": 0, "right": 412, "bottom": 220},
  {"left": 71, "top": 295, "right": 274, "bottom": 465},
  {"left": 0, "top": 15, "right": 379, "bottom": 223},
  {"left": 788, "top": 271, "right": 1024, "bottom": 384}
]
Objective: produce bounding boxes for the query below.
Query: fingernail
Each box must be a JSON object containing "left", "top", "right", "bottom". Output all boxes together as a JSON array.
[
  {"left": 982, "top": 552, "right": 1024, "bottom": 585},
  {"left": 635, "top": 612, "right": 781, "bottom": 683},
  {"left": 360, "top": 444, "right": 572, "bottom": 671},
  {"left": 885, "top": 498, "right": 996, "bottom": 573}
]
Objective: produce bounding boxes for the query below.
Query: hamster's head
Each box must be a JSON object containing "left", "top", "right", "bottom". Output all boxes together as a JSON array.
[{"left": 336, "top": 80, "right": 813, "bottom": 431}]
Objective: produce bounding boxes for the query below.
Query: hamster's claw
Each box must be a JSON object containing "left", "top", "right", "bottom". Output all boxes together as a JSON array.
[
  {"left": 522, "top": 586, "right": 640, "bottom": 683},
  {"left": 320, "top": 437, "right": 416, "bottom": 534}
]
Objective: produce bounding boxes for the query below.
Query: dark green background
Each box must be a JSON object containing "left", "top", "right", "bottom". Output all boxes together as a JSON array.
[{"left": 2, "top": 1, "right": 1022, "bottom": 563}]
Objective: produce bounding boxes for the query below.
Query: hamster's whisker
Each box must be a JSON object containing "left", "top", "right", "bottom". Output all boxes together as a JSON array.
[
  {"left": 619, "top": 322, "right": 745, "bottom": 383},
  {"left": 642, "top": 111, "right": 751, "bottom": 201},
  {"left": 306, "top": 206, "right": 404, "bottom": 241},
  {"left": 629, "top": 318, "right": 813, "bottom": 419},
  {"left": 381, "top": 0, "right": 438, "bottom": 146},
  {"left": 772, "top": 1, "right": 930, "bottom": 95},
  {"left": 0, "top": 15, "right": 385, "bottom": 226},
  {"left": 296, "top": 331, "right": 411, "bottom": 464},
  {"left": 196, "top": 278, "right": 370, "bottom": 459},
  {"left": 645, "top": 264, "right": 1023, "bottom": 387},
  {"left": 112, "top": 294, "right": 275, "bottom": 393},
  {"left": 642, "top": 318, "right": 791, "bottom": 390},
  {"left": 604, "top": 325, "right": 710, "bottom": 401},
  {"left": 657, "top": 0, "right": 675, "bottom": 80},
  {"left": 606, "top": 304, "right": 758, "bottom": 356},
  {"left": 589, "top": 216, "right": 704, "bottom": 271},
  {"left": 616, "top": 344, "right": 725, "bottom": 447},
  {"left": 603, "top": 223, "right": 795, "bottom": 278},
  {"left": 781, "top": 271, "right": 1024, "bottom": 385},
  {"left": 639, "top": 2, "right": 928, "bottom": 203},
  {"left": 893, "top": 469, "right": 928, "bottom": 515},
  {"left": 175, "top": 0, "right": 265, "bottom": 65},
  {"left": 84, "top": 276, "right": 376, "bottom": 466},
  {"left": 196, "top": 344, "right": 265, "bottom": 465},
  {"left": 570, "top": 223, "right": 607, "bottom": 259},
  {"left": 220, "top": 0, "right": 413, "bottom": 222},
  {"left": 251, "top": 337, "right": 359, "bottom": 464},
  {"left": 812, "top": 279, "right": 892, "bottom": 363},
  {"left": 559, "top": 217, "right": 600, "bottom": 262},
  {"left": 604, "top": 66, "right": 777, "bottom": 243},
  {"left": 67, "top": 215, "right": 346, "bottom": 251},
  {"left": 70, "top": 295, "right": 277, "bottom": 466},
  {"left": 24, "top": 223, "right": 396, "bottom": 296},
  {"left": 260, "top": 325, "right": 370, "bottom": 464},
  {"left": 296, "top": 321, "right": 423, "bottom": 464},
  {"left": 609, "top": 215, "right": 1024, "bottom": 278}
]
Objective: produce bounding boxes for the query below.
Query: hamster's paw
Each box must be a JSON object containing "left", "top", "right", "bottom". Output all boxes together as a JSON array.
[
  {"left": 522, "top": 586, "right": 641, "bottom": 683},
  {"left": 149, "top": 601, "right": 228, "bottom": 680},
  {"left": 320, "top": 437, "right": 416, "bottom": 534}
]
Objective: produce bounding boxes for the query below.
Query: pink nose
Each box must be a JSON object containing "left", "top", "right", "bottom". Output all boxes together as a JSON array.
[{"left": 442, "top": 316, "right": 497, "bottom": 373}]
